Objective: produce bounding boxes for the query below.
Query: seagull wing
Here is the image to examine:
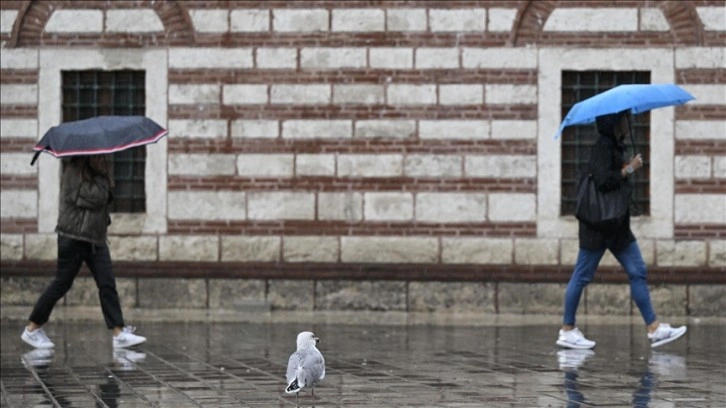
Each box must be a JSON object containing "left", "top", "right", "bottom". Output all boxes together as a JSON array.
[
  {"left": 286, "top": 348, "right": 325, "bottom": 391},
  {"left": 286, "top": 351, "right": 302, "bottom": 386}
]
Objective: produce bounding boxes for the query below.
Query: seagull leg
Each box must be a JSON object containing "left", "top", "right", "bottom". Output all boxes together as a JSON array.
[
  {"left": 311, "top": 386, "right": 315, "bottom": 407},
  {"left": 295, "top": 392, "right": 299, "bottom": 407}
]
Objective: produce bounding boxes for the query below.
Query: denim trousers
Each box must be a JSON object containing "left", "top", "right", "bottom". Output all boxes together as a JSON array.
[
  {"left": 563, "top": 241, "right": 657, "bottom": 326},
  {"left": 29, "top": 235, "right": 125, "bottom": 329}
]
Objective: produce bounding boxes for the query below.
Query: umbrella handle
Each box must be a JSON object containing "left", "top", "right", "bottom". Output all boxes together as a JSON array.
[
  {"left": 626, "top": 114, "right": 639, "bottom": 215},
  {"left": 30, "top": 151, "right": 41, "bottom": 166},
  {"left": 627, "top": 114, "right": 637, "bottom": 156}
]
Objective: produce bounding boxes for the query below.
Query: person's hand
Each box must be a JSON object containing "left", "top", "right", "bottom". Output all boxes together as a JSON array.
[
  {"left": 622, "top": 154, "right": 643, "bottom": 177},
  {"left": 629, "top": 154, "right": 643, "bottom": 172}
]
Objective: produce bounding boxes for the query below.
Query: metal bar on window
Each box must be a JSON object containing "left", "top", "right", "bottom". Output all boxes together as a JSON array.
[
  {"left": 560, "top": 71, "right": 651, "bottom": 217},
  {"left": 61, "top": 70, "right": 147, "bottom": 213}
]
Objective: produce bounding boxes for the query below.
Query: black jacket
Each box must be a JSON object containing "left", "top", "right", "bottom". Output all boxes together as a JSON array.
[
  {"left": 579, "top": 134, "right": 636, "bottom": 252},
  {"left": 55, "top": 160, "right": 112, "bottom": 246}
]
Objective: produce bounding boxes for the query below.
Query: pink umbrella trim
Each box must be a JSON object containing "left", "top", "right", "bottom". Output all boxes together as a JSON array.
[{"left": 33, "top": 129, "right": 169, "bottom": 158}]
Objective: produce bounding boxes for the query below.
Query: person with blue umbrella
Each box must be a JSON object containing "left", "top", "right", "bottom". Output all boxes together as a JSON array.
[{"left": 555, "top": 84, "right": 693, "bottom": 350}]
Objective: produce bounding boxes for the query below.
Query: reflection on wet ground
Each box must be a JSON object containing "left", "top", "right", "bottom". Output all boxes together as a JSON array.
[{"left": 1, "top": 319, "right": 724, "bottom": 407}]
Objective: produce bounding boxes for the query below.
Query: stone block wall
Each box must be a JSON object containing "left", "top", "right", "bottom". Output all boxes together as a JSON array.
[
  {"left": 3, "top": 276, "right": 724, "bottom": 317},
  {"left": 1, "top": 1, "right": 724, "bottom": 315}
]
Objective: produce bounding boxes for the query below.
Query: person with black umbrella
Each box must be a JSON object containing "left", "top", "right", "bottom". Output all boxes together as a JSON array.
[
  {"left": 555, "top": 110, "right": 687, "bottom": 350},
  {"left": 21, "top": 155, "right": 146, "bottom": 349}
]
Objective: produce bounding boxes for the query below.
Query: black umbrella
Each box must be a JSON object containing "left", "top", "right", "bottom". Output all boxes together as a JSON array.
[{"left": 31, "top": 116, "right": 168, "bottom": 165}]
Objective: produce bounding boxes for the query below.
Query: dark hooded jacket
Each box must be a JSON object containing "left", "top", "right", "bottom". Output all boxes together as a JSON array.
[
  {"left": 579, "top": 113, "right": 636, "bottom": 251},
  {"left": 55, "top": 159, "right": 112, "bottom": 246}
]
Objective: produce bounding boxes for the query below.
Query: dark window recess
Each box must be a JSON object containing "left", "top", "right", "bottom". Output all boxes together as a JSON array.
[
  {"left": 560, "top": 71, "right": 651, "bottom": 217},
  {"left": 62, "top": 70, "right": 147, "bottom": 213}
]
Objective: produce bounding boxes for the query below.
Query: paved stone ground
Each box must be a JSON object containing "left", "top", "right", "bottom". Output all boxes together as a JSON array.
[{"left": 1, "top": 312, "right": 724, "bottom": 407}]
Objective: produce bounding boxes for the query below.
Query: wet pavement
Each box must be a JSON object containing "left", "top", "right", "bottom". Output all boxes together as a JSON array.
[{"left": 1, "top": 314, "right": 724, "bottom": 407}]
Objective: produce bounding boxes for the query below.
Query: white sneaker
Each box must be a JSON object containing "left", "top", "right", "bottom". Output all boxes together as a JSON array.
[
  {"left": 556, "top": 328, "right": 596, "bottom": 350},
  {"left": 21, "top": 327, "right": 55, "bottom": 349},
  {"left": 113, "top": 326, "right": 147, "bottom": 348},
  {"left": 557, "top": 349, "right": 595, "bottom": 370},
  {"left": 113, "top": 349, "right": 146, "bottom": 371},
  {"left": 648, "top": 323, "right": 687, "bottom": 348},
  {"left": 649, "top": 352, "right": 687, "bottom": 377},
  {"left": 22, "top": 349, "right": 55, "bottom": 368}
]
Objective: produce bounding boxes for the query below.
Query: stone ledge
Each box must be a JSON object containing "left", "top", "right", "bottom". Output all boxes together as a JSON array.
[
  {"left": 2, "top": 261, "right": 724, "bottom": 284},
  {"left": 3, "top": 276, "right": 724, "bottom": 316}
]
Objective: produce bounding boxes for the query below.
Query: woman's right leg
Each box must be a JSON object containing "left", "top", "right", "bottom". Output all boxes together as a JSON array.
[
  {"left": 84, "top": 244, "right": 125, "bottom": 330},
  {"left": 28, "top": 236, "right": 84, "bottom": 326},
  {"left": 563, "top": 247, "right": 605, "bottom": 326},
  {"left": 84, "top": 244, "right": 146, "bottom": 347}
]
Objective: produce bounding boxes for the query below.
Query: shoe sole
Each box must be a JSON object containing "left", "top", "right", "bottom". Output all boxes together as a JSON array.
[
  {"left": 114, "top": 339, "right": 147, "bottom": 348},
  {"left": 556, "top": 340, "right": 596, "bottom": 350},
  {"left": 651, "top": 327, "right": 687, "bottom": 348}
]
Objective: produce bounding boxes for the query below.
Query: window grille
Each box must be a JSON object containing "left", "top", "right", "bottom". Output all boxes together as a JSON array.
[
  {"left": 62, "top": 70, "right": 147, "bottom": 213},
  {"left": 560, "top": 71, "right": 651, "bottom": 217}
]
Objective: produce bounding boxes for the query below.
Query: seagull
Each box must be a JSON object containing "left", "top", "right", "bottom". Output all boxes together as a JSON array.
[{"left": 285, "top": 331, "right": 325, "bottom": 406}]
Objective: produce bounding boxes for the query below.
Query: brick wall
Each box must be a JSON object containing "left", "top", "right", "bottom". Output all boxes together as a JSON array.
[{"left": 1, "top": 1, "right": 724, "bottom": 313}]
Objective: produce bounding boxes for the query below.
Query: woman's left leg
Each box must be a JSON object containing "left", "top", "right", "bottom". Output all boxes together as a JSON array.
[
  {"left": 613, "top": 241, "right": 657, "bottom": 326},
  {"left": 563, "top": 247, "right": 606, "bottom": 326}
]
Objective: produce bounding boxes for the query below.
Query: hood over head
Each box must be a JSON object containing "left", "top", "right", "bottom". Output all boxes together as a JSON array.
[{"left": 595, "top": 110, "right": 630, "bottom": 148}]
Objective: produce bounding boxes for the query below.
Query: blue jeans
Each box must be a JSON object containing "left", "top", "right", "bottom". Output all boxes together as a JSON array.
[{"left": 563, "top": 241, "right": 657, "bottom": 326}]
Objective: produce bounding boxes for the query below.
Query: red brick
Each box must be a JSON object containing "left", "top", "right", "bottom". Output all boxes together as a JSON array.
[
  {"left": 675, "top": 180, "right": 726, "bottom": 194},
  {"left": 675, "top": 140, "right": 726, "bottom": 155},
  {"left": 166, "top": 220, "right": 537, "bottom": 237},
  {"left": 0, "top": 106, "right": 37, "bottom": 117},
  {"left": 0, "top": 219, "right": 37, "bottom": 233},
  {"left": 168, "top": 69, "right": 537, "bottom": 85},
  {"left": 0, "top": 176, "right": 37, "bottom": 190},
  {"left": 167, "top": 176, "right": 535, "bottom": 193},
  {"left": 0, "top": 70, "right": 39, "bottom": 84},
  {"left": 168, "top": 139, "right": 536, "bottom": 155}
]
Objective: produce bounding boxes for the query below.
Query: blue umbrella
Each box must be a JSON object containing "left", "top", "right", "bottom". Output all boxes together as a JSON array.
[{"left": 554, "top": 84, "right": 695, "bottom": 140}]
